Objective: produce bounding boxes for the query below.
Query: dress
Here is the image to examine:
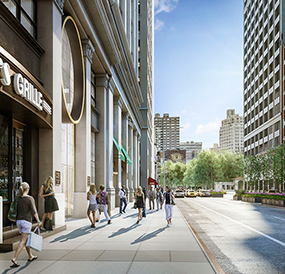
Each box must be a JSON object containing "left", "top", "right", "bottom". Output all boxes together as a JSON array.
[
  {"left": 136, "top": 194, "right": 144, "bottom": 208},
  {"left": 43, "top": 184, "right": 59, "bottom": 213}
]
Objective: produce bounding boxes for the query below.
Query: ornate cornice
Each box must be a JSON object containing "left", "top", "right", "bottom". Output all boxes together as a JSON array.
[{"left": 113, "top": 95, "right": 123, "bottom": 108}]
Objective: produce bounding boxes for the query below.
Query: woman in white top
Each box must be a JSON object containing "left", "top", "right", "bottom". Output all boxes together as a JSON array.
[{"left": 87, "top": 185, "right": 97, "bottom": 228}]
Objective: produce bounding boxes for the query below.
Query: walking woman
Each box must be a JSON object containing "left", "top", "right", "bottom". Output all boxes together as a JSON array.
[
  {"left": 40, "top": 176, "right": 59, "bottom": 230},
  {"left": 156, "top": 187, "right": 162, "bottom": 211},
  {"left": 87, "top": 185, "right": 97, "bottom": 228},
  {"left": 135, "top": 186, "right": 145, "bottom": 224},
  {"left": 163, "top": 186, "right": 174, "bottom": 226},
  {"left": 11, "top": 182, "right": 41, "bottom": 267},
  {"left": 98, "top": 185, "right": 111, "bottom": 224}
]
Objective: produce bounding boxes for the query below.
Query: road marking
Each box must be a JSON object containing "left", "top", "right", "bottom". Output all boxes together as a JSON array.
[
  {"left": 273, "top": 216, "right": 285, "bottom": 222},
  {"left": 191, "top": 200, "right": 285, "bottom": 248}
]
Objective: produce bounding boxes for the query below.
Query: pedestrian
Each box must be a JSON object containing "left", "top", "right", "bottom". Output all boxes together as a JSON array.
[
  {"left": 156, "top": 187, "right": 162, "bottom": 211},
  {"left": 142, "top": 186, "right": 147, "bottom": 218},
  {"left": 163, "top": 186, "right": 174, "bottom": 226},
  {"left": 148, "top": 186, "right": 155, "bottom": 210},
  {"left": 11, "top": 182, "right": 41, "bottom": 268},
  {"left": 40, "top": 176, "right": 59, "bottom": 231},
  {"left": 119, "top": 185, "right": 127, "bottom": 213},
  {"left": 135, "top": 186, "right": 145, "bottom": 224},
  {"left": 87, "top": 185, "right": 97, "bottom": 228},
  {"left": 98, "top": 185, "right": 111, "bottom": 224}
]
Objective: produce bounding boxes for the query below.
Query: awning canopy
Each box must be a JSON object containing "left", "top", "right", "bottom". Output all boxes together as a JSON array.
[
  {"left": 148, "top": 177, "right": 158, "bottom": 185},
  {"left": 113, "top": 137, "right": 125, "bottom": 162},
  {"left": 121, "top": 145, "right": 132, "bottom": 166}
]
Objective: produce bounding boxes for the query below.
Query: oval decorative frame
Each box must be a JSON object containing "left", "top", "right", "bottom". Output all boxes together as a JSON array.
[{"left": 61, "top": 16, "right": 85, "bottom": 124}]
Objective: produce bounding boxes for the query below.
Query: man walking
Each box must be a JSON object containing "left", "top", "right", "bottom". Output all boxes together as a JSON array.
[
  {"left": 119, "top": 185, "right": 127, "bottom": 213},
  {"left": 148, "top": 186, "right": 155, "bottom": 210}
]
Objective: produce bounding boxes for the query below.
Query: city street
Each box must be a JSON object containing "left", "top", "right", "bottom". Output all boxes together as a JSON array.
[{"left": 177, "top": 194, "right": 285, "bottom": 274}]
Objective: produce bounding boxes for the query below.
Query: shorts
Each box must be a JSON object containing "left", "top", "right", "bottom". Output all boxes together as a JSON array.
[
  {"left": 16, "top": 220, "right": 32, "bottom": 234},
  {"left": 88, "top": 204, "right": 97, "bottom": 212}
]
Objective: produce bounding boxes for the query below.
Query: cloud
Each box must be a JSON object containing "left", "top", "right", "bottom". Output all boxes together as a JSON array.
[
  {"left": 194, "top": 118, "right": 221, "bottom": 135},
  {"left": 154, "top": 0, "right": 179, "bottom": 15},
  {"left": 170, "top": 26, "right": 176, "bottom": 31},
  {"left": 154, "top": 19, "right": 165, "bottom": 31},
  {"left": 181, "top": 122, "right": 191, "bottom": 131}
]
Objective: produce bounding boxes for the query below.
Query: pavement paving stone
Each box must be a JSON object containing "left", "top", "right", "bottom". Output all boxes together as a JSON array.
[{"left": 0, "top": 203, "right": 218, "bottom": 273}]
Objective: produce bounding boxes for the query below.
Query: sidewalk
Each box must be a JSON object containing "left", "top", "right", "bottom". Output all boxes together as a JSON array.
[{"left": 0, "top": 203, "right": 218, "bottom": 274}]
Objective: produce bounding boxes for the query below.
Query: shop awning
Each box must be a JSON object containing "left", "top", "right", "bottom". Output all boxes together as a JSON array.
[
  {"left": 113, "top": 137, "right": 125, "bottom": 162},
  {"left": 121, "top": 145, "right": 132, "bottom": 166},
  {"left": 148, "top": 177, "right": 158, "bottom": 185}
]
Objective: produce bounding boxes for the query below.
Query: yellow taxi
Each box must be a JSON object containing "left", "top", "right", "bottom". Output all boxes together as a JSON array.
[
  {"left": 221, "top": 189, "right": 227, "bottom": 194},
  {"left": 186, "top": 190, "right": 197, "bottom": 197}
]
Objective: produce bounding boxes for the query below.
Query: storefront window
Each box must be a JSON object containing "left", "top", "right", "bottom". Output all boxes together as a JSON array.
[
  {"left": 1, "top": 0, "right": 36, "bottom": 38},
  {"left": 0, "top": 114, "right": 9, "bottom": 201}
]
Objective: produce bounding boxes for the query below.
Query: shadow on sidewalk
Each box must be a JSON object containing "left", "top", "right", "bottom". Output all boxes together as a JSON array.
[
  {"left": 108, "top": 223, "right": 138, "bottom": 238},
  {"left": 49, "top": 224, "right": 107, "bottom": 243},
  {"left": 131, "top": 226, "right": 167, "bottom": 245},
  {"left": 2, "top": 260, "right": 31, "bottom": 274},
  {"left": 123, "top": 210, "right": 157, "bottom": 219}
]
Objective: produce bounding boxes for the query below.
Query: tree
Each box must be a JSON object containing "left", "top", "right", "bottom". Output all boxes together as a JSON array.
[{"left": 183, "top": 158, "right": 197, "bottom": 189}]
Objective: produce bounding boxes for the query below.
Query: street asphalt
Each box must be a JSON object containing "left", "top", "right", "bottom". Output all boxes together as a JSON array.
[{"left": 0, "top": 202, "right": 219, "bottom": 274}]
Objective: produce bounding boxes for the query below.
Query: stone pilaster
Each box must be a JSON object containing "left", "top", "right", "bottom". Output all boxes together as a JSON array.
[
  {"left": 133, "top": 131, "right": 138, "bottom": 192},
  {"left": 128, "top": 121, "right": 134, "bottom": 201},
  {"left": 113, "top": 95, "right": 123, "bottom": 207},
  {"left": 122, "top": 112, "right": 129, "bottom": 200}
]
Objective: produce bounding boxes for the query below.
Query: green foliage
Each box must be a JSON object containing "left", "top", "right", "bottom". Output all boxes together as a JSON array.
[{"left": 242, "top": 194, "right": 285, "bottom": 200}]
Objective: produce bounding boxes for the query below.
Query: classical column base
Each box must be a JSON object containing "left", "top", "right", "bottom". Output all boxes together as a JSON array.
[
  {"left": 115, "top": 187, "right": 121, "bottom": 207},
  {"left": 73, "top": 192, "right": 87, "bottom": 218},
  {"left": 54, "top": 193, "right": 65, "bottom": 225},
  {"left": 128, "top": 187, "right": 134, "bottom": 202},
  {"left": 106, "top": 187, "right": 116, "bottom": 210}
]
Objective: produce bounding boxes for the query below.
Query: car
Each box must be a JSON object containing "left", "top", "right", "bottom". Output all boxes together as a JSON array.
[
  {"left": 200, "top": 190, "right": 211, "bottom": 197},
  {"left": 221, "top": 189, "right": 227, "bottom": 194},
  {"left": 267, "top": 189, "right": 277, "bottom": 193},
  {"left": 185, "top": 190, "right": 197, "bottom": 197},
  {"left": 174, "top": 189, "right": 185, "bottom": 198}
]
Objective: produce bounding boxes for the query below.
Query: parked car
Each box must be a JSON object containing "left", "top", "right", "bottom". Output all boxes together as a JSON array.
[
  {"left": 221, "top": 189, "right": 227, "bottom": 194},
  {"left": 185, "top": 190, "right": 197, "bottom": 197},
  {"left": 197, "top": 189, "right": 203, "bottom": 196},
  {"left": 174, "top": 189, "right": 185, "bottom": 198}
]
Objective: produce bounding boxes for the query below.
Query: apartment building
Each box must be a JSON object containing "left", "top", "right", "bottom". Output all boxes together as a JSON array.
[
  {"left": 219, "top": 109, "right": 244, "bottom": 153},
  {"left": 243, "top": 0, "right": 282, "bottom": 157},
  {"left": 154, "top": 113, "right": 180, "bottom": 152}
]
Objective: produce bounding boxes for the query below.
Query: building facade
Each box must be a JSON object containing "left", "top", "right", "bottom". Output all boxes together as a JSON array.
[
  {"left": 154, "top": 113, "right": 180, "bottom": 152},
  {"left": 243, "top": 0, "right": 283, "bottom": 157},
  {"left": 219, "top": 109, "right": 244, "bottom": 153},
  {"left": 165, "top": 149, "right": 186, "bottom": 164},
  {"left": 0, "top": 0, "right": 153, "bottom": 233},
  {"left": 210, "top": 143, "right": 220, "bottom": 154},
  {"left": 180, "top": 141, "right": 202, "bottom": 163},
  {"left": 139, "top": 0, "right": 155, "bottom": 189}
]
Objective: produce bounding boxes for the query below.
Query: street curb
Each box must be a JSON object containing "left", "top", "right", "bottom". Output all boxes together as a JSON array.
[{"left": 177, "top": 204, "right": 225, "bottom": 274}]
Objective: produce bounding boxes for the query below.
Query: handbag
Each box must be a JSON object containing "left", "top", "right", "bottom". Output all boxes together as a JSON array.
[
  {"left": 171, "top": 194, "right": 176, "bottom": 206},
  {"left": 52, "top": 197, "right": 59, "bottom": 212},
  {"left": 26, "top": 227, "right": 43, "bottom": 251},
  {"left": 8, "top": 200, "right": 17, "bottom": 222},
  {"left": 44, "top": 217, "right": 53, "bottom": 231},
  {"left": 134, "top": 202, "right": 137, "bottom": 209}
]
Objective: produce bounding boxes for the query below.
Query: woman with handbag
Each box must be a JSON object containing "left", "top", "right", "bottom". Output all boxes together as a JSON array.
[
  {"left": 40, "top": 176, "right": 59, "bottom": 231},
  {"left": 11, "top": 182, "right": 41, "bottom": 268},
  {"left": 87, "top": 185, "right": 97, "bottom": 228},
  {"left": 135, "top": 186, "right": 145, "bottom": 224},
  {"left": 98, "top": 185, "right": 111, "bottom": 224},
  {"left": 163, "top": 186, "right": 174, "bottom": 226}
]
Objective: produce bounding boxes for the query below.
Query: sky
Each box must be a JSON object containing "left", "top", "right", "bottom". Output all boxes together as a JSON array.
[{"left": 154, "top": 0, "right": 244, "bottom": 149}]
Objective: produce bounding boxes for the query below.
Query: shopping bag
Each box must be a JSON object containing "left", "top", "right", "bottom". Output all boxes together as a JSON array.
[{"left": 26, "top": 227, "right": 42, "bottom": 251}]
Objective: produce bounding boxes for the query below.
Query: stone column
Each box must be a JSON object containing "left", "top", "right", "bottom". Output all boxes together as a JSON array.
[
  {"left": 128, "top": 122, "right": 134, "bottom": 201},
  {"left": 37, "top": 0, "right": 64, "bottom": 225},
  {"left": 73, "top": 40, "right": 94, "bottom": 217},
  {"left": 138, "top": 135, "right": 141, "bottom": 187},
  {"left": 133, "top": 131, "right": 138, "bottom": 192},
  {"left": 113, "top": 95, "right": 123, "bottom": 207},
  {"left": 95, "top": 75, "right": 115, "bottom": 209},
  {"left": 121, "top": 112, "right": 129, "bottom": 200}
]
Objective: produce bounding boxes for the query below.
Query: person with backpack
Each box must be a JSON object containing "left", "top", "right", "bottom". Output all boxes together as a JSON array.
[
  {"left": 156, "top": 187, "right": 162, "bottom": 211},
  {"left": 98, "top": 185, "right": 111, "bottom": 224},
  {"left": 118, "top": 185, "right": 127, "bottom": 214}
]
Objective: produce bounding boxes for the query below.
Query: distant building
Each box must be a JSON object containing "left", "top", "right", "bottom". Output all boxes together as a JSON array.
[
  {"left": 219, "top": 109, "right": 244, "bottom": 153},
  {"left": 180, "top": 141, "right": 202, "bottom": 163},
  {"left": 165, "top": 149, "right": 186, "bottom": 164},
  {"left": 210, "top": 143, "right": 220, "bottom": 154},
  {"left": 154, "top": 113, "right": 180, "bottom": 152}
]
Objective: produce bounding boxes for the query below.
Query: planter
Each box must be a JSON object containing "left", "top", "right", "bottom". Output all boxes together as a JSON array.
[
  {"left": 211, "top": 194, "right": 223, "bottom": 198},
  {"left": 233, "top": 195, "right": 242, "bottom": 200}
]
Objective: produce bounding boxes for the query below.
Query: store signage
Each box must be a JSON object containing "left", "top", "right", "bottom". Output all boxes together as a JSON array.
[
  {"left": 55, "top": 170, "right": 61, "bottom": 186},
  {"left": 0, "top": 57, "right": 51, "bottom": 114}
]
